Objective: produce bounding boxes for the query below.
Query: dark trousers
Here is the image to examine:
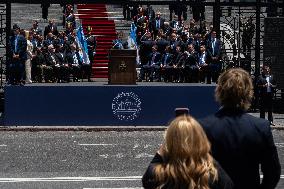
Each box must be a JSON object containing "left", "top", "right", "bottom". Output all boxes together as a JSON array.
[
  {"left": 242, "top": 39, "right": 252, "bottom": 56},
  {"left": 81, "top": 64, "right": 92, "bottom": 81},
  {"left": 42, "top": 6, "right": 49, "bottom": 19},
  {"left": 139, "top": 65, "right": 160, "bottom": 81},
  {"left": 208, "top": 62, "right": 222, "bottom": 83},
  {"left": 185, "top": 65, "right": 199, "bottom": 83},
  {"left": 123, "top": 5, "right": 131, "bottom": 20},
  {"left": 259, "top": 92, "right": 274, "bottom": 122},
  {"left": 7, "top": 60, "right": 25, "bottom": 85}
]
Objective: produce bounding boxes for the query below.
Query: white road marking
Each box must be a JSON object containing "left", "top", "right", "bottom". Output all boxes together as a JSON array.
[
  {"left": 0, "top": 144, "right": 7, "bottom": 147},
  {"left": 0, "top": 175, "right": 283, "bottom": 183},
  {"left": 275, "top": 143, "right": 284, "bottom": 148},
  {"left": 0, "top": 176, "right": 142, "bottom": 183},
  {"left": 78, "top": 144, "right": 114, "bottom": 146},
  {"left": 135, "top": 153, "right": 154, "bottom": 158},
  {"left": 83, "top": 188, "right": 142, "bottom": 189},
  {"left": 260, "top": 175, "right": 284, "bottom": 179}
]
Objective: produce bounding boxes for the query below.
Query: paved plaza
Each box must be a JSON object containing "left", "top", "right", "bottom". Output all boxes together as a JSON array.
[{"left": 0, "top": 130, "right": 282, "bottom": 189}]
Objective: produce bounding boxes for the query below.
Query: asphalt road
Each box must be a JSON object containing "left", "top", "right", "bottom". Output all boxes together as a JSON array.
[{"left": 0, "top": 130, "right": 282, "bottom": 189}]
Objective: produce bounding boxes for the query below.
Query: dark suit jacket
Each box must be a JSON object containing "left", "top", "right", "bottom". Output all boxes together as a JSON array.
[
  {"left": 44, "top": 52, "right": 57, "bottom": 66},
  {"left": 156, "top": 39, "right": 170, "bottom": 54},
  {"left": 163, "top": 26, "right": 172, "bottom": 37},
  {"left": 197, "top": 51, "right": 210, "bottom": 66},
  {"left": 172, "top": 51, "right": 183, "bottom": 66},
  {"left": 184, "top": 52, "right": 198, "bottom": 67},
  {"left": 65, "top": 51, "right": 83, "bottom": 66},
  {"left": 44, "top": 24, "right": 59, "bottom": 38},
  {"left": 32, "top": 51, "right": 46, "bottom": 67},
  {"left": 151, "top": 17, "right": 165, "bottom": 32},
  {"left": 9, "top": 34, "right": 27, "bottom": 61},
  {"left": 198, "top": 108, "right": 281, "bottom": 189},
  {"left": 148, "top": 52, "right": 162, "bottom": 65},
  {"left": 169, "top": 20, "right": 180, "bottom": 29},
  {"left": 54, "top": 52, "right": 66, "bottom": 65},
  {"left": 206, "top": 38, "right": 222, "bottom": 58},
  {"left": 161, "top": 53, "right": 174, "bottom": 66},
  {"left": 256, "top": 73, "right": 276, "bottom": 95}
]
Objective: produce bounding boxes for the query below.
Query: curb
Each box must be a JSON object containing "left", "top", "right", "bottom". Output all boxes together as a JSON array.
[
  {"left": 0, "top": 126, "right": 168, "bottom": 132},
  {"left": 271, "top": 126, "right": 284, "bottom": 130},
  {"left": 0, "top": 125, "right": 283, "bottom": 131}
]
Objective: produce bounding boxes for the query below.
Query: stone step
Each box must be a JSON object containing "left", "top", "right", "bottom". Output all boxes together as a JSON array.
[{"left": 11, "top": 3, "right": 63, "bottom": 30}]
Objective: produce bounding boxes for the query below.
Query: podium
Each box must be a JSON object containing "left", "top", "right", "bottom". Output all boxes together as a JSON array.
[{"left": 108, "top": 49, "right": 137, "bottom": 85}]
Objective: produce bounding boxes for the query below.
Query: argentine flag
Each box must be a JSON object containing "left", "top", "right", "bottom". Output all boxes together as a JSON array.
[
  {"left": 129, "top": 23, "right": 137, "bottom": 47},
  {"left": 76, "top": 25, "right": 90, "bottom": 64}
]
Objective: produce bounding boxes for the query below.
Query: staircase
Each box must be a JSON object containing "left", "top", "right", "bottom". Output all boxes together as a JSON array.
[{"left": 77, "top": 4, "right": 117, "bottom": 78}]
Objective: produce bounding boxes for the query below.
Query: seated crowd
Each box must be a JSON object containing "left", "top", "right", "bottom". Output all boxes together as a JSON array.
[
  {"left": 129, "top": 6, "right": 223, "bottom": 83},
  {"left": 7, "top": 4, "right": 97, "bottom": 85},
  {"left": 9, "top": 4, "right": 223, "bottom": 85}
]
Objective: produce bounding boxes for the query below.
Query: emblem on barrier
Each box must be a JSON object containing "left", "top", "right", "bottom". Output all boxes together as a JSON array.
[{"left": 112, "top": 92, "right": 142, "bottom": 121}]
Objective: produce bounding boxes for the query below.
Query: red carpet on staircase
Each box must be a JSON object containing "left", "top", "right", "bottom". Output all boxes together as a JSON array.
[{"left": 77, "top": 4, "right": 117, "bottom": 78}]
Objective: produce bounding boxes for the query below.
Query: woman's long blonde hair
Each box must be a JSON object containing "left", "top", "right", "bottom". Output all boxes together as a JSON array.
[{"left": 154, "top": 116, "right": 217, "bottom": 189}]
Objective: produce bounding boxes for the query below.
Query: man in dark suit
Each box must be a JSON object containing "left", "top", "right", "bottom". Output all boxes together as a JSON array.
[
  {"left": 172, "top": 45, "right": 184, "bottom": 82},
  {"left": 41, "top": 3, "right": 50, "bottom": 20},
  {"left": 44, "top": 19, "right": 59, "bottom": 39},
  {"left": 163, "top": 22, "right": 172, "bottom": 37},
  {"left": 43, "top": 44, "right": 57, "bottom": 82},
  {"left": 199, "top": 68, "right": 281, "bottom": 189},
  {"left": 197, "top": 44, "right": 210, "bottom": 83},
  {"left": 206, "top": 30, "right": 222, "bottom": 83},
  {"left": 8, "top": 24, "right": 27, "bottom": 85},
  {"left": 192, "top": 0, "right": 205, "bottom": 22},
  {"left": 31, "top": 47, "right": 45, "bottom": 83},
  {"left": 183, "top": 44, "right": 199, "bottom": 83},
  {"left": 86, "top": 28, "right": 96, "bottom": 82},
  {"left": 139, "top": 45, "right": 161, "bottom": 82},
  {"left": 31, "top": 20, "right": 42, "bottom": 35},
  {"left": 170, "top": 15, "right": 180, "bottom": 30},
  {"left": 160, "top": 45, "right": 174, "bottom": 82},
  {"left": 241, "top": 17, "right": 255, "bottom": 57},
  {"left": 54, "top": 45, "right": 70, "bottom": 82},
  {"left": 66, "top": 43, "right": 83, "bottom": 82},
  {"left": 151, "top": 12, "right": 165, "bottom": 40},
  {"left": 139, "top": 32, "right": 153, "bottom": 65},
  {"left": 257, "top": 65, "right": 276, "bottom": 125},
  {"left": 156, "top": 34, "right": 170, "bottom": 54},
  {"left": 123, "top": 1, "right": 131, "bottom": 20}
]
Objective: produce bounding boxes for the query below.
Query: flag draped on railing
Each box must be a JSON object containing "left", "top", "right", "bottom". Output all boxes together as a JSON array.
[
  {"left": 129, "top": 23, "right": 137, "bottom": 48},
  {"left": 76, "top": 25, "right": 90, "bottom": 64},
  {"left": 128, "top": 22, "right": 140, "bottom": 64}
]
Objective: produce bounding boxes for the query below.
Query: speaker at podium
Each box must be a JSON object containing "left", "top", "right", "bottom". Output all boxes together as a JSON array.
[{"left": 108, "top": 49, "right": 137, "bottom": 85}]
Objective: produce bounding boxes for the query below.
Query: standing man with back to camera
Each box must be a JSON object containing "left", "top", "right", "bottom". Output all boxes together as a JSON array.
[
  {"left": 8, "top": 24, "right": 27, "bottom": 85},
  {"left": 257, "top": 65, "right": 276, "bottom": 126},
  {"left": 199, "top": 68, "right": 281, "bottom": 189}
]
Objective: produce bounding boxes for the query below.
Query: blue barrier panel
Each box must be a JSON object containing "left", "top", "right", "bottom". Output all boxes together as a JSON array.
[{"left": 4, "top": 85, "right": 218, "bottom": 126}]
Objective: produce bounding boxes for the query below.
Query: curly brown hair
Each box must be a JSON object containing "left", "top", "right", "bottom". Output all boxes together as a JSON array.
[{"left": 215, "top": 68, "right": 253, "bottom": 111}]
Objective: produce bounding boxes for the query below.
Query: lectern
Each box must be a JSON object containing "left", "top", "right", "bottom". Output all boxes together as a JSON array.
[{"left": 108, "top": 49, "right": 137, "bottom": 85}]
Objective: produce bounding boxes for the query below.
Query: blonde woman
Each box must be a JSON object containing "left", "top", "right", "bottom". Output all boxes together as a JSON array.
[
  {"left": 142, "top": 115, "right": 233, "bottom": 189},
  {"left": 25, "top": 30, "right": 34, "bottom": 84}
]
